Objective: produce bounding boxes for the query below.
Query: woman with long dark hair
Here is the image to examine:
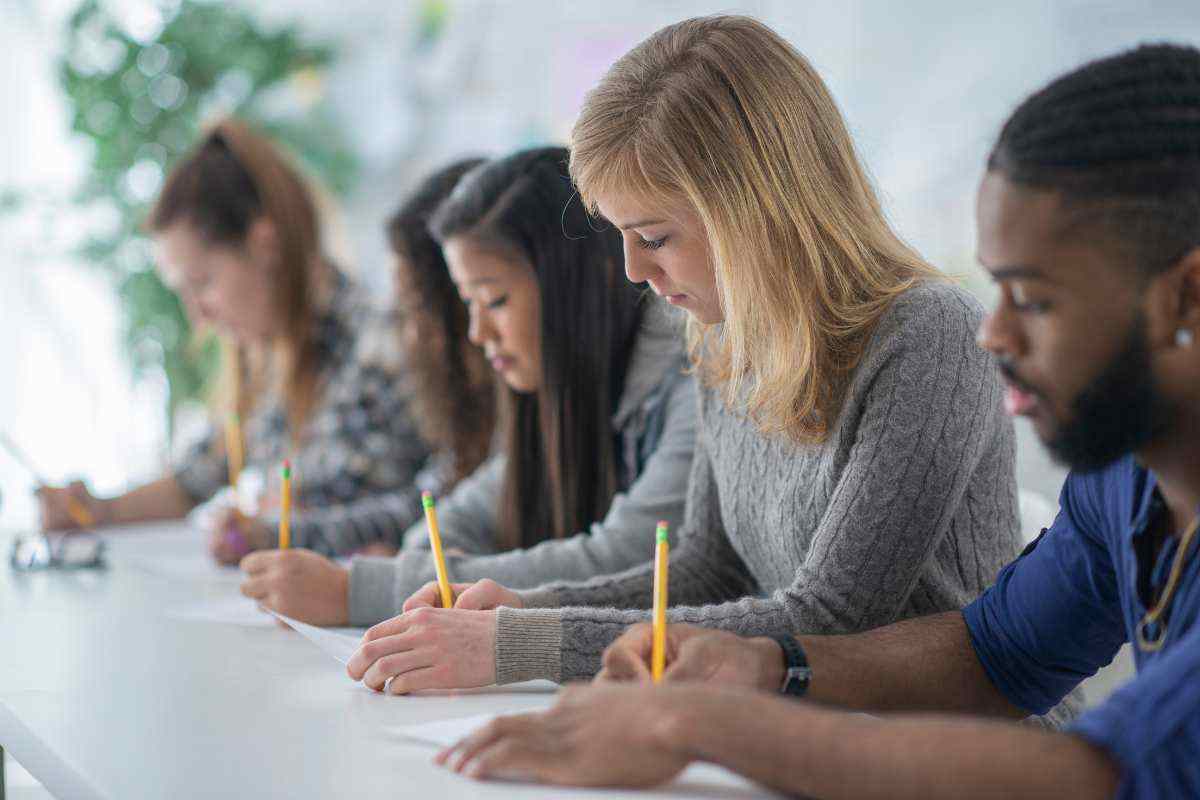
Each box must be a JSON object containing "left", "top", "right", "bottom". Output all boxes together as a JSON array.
[
  {"left": 230, "top": 158, "right": 498, "bottom": 561},
  {"left": 243, "top": 147, "right": 697, "bottom": 627}
]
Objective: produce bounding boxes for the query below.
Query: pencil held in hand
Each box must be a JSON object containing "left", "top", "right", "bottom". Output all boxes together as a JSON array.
[
  {"left": 278, "top": 460, "right": 292, "bottom": 550},
  {"left": 1, "top": 432, "right": 95, "bottom": 529},
  {"left": 422, "top": 491, "right": 455, "bottom": 609},
  {"left": 652, "top": 521, "right": 670, "bottom": 683}
]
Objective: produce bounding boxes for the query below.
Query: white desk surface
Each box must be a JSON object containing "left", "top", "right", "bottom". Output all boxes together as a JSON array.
[{"left": 1, "top": 522, "right": 776, "bottom": 799}]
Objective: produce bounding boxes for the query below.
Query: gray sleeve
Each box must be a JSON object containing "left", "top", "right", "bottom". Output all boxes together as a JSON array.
[
  {"left": 367, "top": 374, "right": 700, "bottom": 616},
  {"left": 347, "top": 377, "right": 701, "bottom": 625},
  {"left": 289, "top": 482, "right": 425, "bottom": 556},
  {"left": 347, "top": 456, "right": 503, "bottom": 625},
  {"left": 400, "top": 455, "right": 505, "bottom": 553},
  {"left": 497, "top": 289, "right": 1011, "bottom": 682}
]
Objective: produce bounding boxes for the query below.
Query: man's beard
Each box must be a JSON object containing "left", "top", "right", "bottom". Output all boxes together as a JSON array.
[{"left": 1005, "top": 316, "right": 1175, "bottom": 472}]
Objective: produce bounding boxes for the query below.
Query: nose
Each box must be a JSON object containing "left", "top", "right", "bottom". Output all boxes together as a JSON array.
[
  {"left": 468, "top": 306, "right": 496, "bottom": 348},
  {"left": 622, "top": 236, "right": 658, "bottom": 285},
  {"left": 976, "top": 297, "right": 1024, "bottom": 360}
]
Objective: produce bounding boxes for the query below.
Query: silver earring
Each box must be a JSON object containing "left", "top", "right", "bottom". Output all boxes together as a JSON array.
[{"left": 1176, "top": 328, "right": 1194, "bottom": 348}]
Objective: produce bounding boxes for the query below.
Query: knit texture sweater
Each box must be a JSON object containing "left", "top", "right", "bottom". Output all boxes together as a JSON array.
[{"left": 494, "top": 281, "right": 1023, "bottom": 684}]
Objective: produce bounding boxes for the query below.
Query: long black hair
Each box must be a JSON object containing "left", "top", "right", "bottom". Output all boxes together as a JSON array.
[
  {"left": 430, "top": 146, "right": 644, "bottom": 550},
  {"left": 387, "top": 158, "right": 495, "bottom": 488},
  {"left": 988, "top": 43, "right": 1200, "bottom": 280}
]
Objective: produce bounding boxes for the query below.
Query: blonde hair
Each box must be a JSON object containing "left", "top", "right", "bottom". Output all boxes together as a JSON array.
[{"left": 570, "top": 15, "right": 940, "bottom": 443}]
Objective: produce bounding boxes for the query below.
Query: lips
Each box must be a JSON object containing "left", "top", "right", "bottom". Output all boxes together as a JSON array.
[
  {"left": 489, "top": 354, "right": 516, "bottom": 372},
  {"left": 1003, "top": 383, "right": 1039, "bottom": 416}
]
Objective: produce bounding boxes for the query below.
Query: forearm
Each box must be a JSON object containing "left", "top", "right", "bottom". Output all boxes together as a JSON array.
[
  {"left": 798, "top": 611, "right": 1024, "bottom": 717},
  {"left": 103, "top": 476, "right": 195, "bottom": 524},
  {"left": 294, "top": 488, "right": 422, "bottom": 556},
  {"left": 672, "top": 690, "right": 1119, "bottom": 800}
]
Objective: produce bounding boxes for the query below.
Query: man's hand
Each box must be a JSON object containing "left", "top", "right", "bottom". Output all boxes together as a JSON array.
[
  {"left": 239, "top": 549, "right": 349, "bottom": 626},
  {"left": 598, "top": 622, "right": 783, "bottom": 691},
  {"left": 436, "top": 683, "right": 696, "bottom": 787},
  {"left": 402, "top": 578, "right": 524, "bottom": 612},
  {"left": 345, "top": 607, "right": 497, "bottom": 693}
]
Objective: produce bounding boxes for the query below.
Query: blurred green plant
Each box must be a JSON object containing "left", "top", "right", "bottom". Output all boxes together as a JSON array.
[{"left": 58, "top": 0, "right": 357, "bottom": 437}]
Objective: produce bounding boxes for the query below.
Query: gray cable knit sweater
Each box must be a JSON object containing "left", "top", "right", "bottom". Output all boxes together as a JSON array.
[{"left": 494, "top": 281, "right": 1024, "bottom": 684}]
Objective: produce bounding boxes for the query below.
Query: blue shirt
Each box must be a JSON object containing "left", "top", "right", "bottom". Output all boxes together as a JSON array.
[{"left": 963, "top": 455, "right": 1200, "bottom": 799}]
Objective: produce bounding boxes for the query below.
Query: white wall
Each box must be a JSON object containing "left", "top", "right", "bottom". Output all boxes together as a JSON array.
[{"left": 5, "top": 0, "right": 1197, "bottom": 530}]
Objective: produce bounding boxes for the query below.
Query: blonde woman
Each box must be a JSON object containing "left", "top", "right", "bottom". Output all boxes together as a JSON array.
[{"left": 347, "top": 16, "right": 1023, "bottom": 695}]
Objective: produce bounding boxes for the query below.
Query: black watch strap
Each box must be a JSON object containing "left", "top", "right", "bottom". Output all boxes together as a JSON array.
[{"left": 773, "top": 634, "right": 811, "bottom": 697}]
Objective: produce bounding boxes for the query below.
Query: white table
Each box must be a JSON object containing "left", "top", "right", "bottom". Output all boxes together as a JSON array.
[{"left": 0, "top": 523, "right": 775, "bottom": 799}]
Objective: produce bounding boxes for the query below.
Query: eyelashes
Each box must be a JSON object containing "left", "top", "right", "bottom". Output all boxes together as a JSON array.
[{"left": 637, "top": 236, "right": 667, "bottom": 251}]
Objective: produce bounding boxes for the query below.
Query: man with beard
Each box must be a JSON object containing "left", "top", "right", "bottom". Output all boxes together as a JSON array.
[{"left": 427, "top": 43, "right": 1200, "bottom": 799}]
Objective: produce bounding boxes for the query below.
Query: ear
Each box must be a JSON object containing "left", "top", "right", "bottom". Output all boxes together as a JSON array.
[
  {"left": 1176, "top": 247, "right": 1200, "bottom": 333},
  {"left": 244, "top": 217, "right": 281, "bottom": 273}
]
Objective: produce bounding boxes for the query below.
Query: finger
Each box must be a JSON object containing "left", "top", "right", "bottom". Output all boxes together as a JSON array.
[
  {"left": 599, "top": 645, "right": 652, "bottom": 683},
  {"left": 443, "top": 715, "right": 538, "bottom": 773},
  {"left": 463, "top": 738, "right": 551, "bottom": 783},
  {"left": 453, "top": 582, "right": 497, "bottom": 610},
  {"left": 380, "top": 665, "right": 441, "bottom": 695},
  {"left": 239, "top": 577, "right": 269, "bottom": 600},
  {"left": 363, "top": 612, "right": 415, "bottom": 643},
  {"left": 362, "top": 648, "right": 431, "bottom": 692},
  {"left": 239, "top": 550, "right": 275, "bottom": 575},
  {"left": 402, "top": 582, "right": 442, "bottom": 613},
  {"left": 347, "top": 629, "right": 419, "bottom": 680},
  {"left": 662, "top": 646, "right": 706, "bottom": 683}
]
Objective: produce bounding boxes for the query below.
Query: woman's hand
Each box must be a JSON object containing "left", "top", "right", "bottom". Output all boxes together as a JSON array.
[
  {"left": 346, "top": 607, "right": 497, "bottom": 694},
  {"left": 205, "top": 506, "right": 274, "bottom": 565},
  {"left": 239, "top": 549, "right": 350, "bottom": 626},
  {"left": 403, "top": 578, "right": 524, "bottom": 612},
  {"left": 436, "top": 683, "right": 695, "bottom": 787},
  {"left": 36, "top": 481, "right": 104, "bottom": 531}
]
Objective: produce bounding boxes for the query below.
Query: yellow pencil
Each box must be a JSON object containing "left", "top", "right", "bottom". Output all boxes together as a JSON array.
[
  {"left": 278, "top": 460, "right": 292, "bottom": 550},
  {"left": 225, "top": 412, "right": 243, "bottom": 490},
  {"left": 652, "top": 520, "right": 670, "bottom": 683},
  {"left": 421, "top": 490, "right": 455, "bottom": 609},
  {"left": 0, "top": 431, "right": 95, "bottom": 529},
  {"left": 225, "top": 343, "right": 243, "bottom": 489}
]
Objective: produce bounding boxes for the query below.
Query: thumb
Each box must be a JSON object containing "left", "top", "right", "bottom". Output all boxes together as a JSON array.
[{"left": 453, "top": 583, "right": 488, "bottom": 610}]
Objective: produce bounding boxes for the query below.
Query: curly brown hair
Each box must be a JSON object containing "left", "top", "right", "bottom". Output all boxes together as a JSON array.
[{"left": 388, "top": 159, "right": 496, "bottom": 486}]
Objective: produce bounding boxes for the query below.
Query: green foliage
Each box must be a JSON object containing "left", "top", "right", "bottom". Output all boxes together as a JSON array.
[{"left": 58, "top": 0, "right": 356, "bottom": 435}]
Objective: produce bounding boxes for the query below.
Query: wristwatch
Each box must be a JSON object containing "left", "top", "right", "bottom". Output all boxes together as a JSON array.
[{"left": 773, "top": 634, "right": 812, "bottom": 697}]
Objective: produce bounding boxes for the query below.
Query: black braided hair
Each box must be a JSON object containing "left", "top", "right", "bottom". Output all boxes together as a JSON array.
[{"left": 988, "top": 43, "right": 1200, "bottom": 276}]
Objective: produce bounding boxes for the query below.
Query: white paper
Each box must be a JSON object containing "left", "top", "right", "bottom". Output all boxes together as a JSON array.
[
  {"left": 393, "top": 712, "right": 514, "bottom": 748},
  {"left": 266, "top": 609, "right": 364, "bottom": 665},
  {"left": 131, "top": 554, "right": 244, "bottom": 583},
  {"left": 167, "top": 596, "right": 275, "bottom": 627},
  {"left": 393, "top": 713, "right": 779, "bottom": 797}
]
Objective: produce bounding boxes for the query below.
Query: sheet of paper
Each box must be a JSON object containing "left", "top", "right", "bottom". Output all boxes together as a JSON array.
[
  {"left": 131, "top": 554, "right": 244, "bottom": 583},
  {"left": 393, "top": 713, "right": 779, "bottom": 797},
  {"left": 266, "top": 609, "right": 365, "bottom": 665},
  {"left": 167, "top": 596, "right": 275, "bottom": 627}
]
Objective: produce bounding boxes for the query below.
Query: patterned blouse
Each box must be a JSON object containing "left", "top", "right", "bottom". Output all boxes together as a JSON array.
[{"left": 172, "top": 271, "right": 431, "bottom": 542}]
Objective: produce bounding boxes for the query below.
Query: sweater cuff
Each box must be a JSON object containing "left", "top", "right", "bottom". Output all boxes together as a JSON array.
[
  {"left": 515, "top": 587, "right": 561, "bottom": 609},
  {"left": 495, "top": 607, "right": 562, "bottom": 684},
  {"left": 347, "top": 557, "right": 401, "bottom": 627}
]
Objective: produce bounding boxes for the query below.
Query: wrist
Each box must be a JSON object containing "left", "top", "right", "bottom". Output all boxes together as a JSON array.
[
  {"left": 335, "top": 566, "right": 350, "bottom": 625},
  {"left": 654, "top": 688, "right": 708, "bottom": 760},
  {"left": 750, "top": 636, "right": 785, "bottom": 692},
  {"left": 95, "top": 496, "right": 117, "bottom": 526}
]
